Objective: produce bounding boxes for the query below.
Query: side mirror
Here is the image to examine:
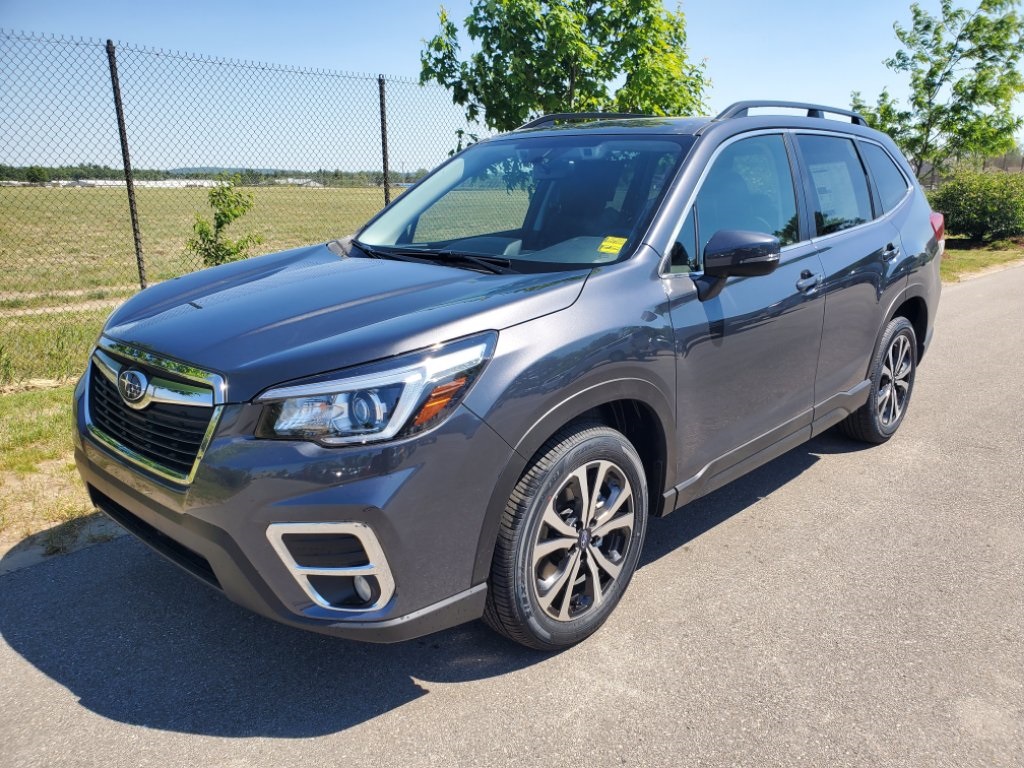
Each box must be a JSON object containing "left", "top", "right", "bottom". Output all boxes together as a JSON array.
[
  {"left": 694, "top": 229, "right": 781, "bottom": 301},
  {"left": 704, "top": 229, "right": 781, "bottom": 277}
]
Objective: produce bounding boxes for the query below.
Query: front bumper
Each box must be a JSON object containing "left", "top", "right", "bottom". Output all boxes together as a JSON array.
[{"left": 72, "top": 370, "right": 512, "bottom": 642}]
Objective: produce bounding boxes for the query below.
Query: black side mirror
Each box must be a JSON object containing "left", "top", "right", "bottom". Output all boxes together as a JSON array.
[{"left": 694, "top": 229, "right": 781, "bottom": 301}]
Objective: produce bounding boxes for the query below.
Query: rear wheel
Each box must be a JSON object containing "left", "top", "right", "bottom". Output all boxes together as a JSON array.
[
  {"left": 484, "top": 424, "right": 648, "bottom": 650},
  {"left": 841, "top": 316, "right": 917, "bottom": 444}
]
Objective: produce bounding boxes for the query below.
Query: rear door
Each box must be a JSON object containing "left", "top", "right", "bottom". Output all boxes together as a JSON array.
[{"left": 792, "top": 133, "right": 912, "bottom": 420}]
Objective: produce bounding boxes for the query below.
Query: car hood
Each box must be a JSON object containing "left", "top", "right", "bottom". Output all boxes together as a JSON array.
[{"left": 103, "top": 244, "right": 589, "bottom": 401}]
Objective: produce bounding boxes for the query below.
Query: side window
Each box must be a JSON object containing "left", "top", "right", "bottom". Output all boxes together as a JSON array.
[
  {"left": 860, "top": 142, "right": 911, "bottom": 213},
  {"left": 796, "top": 135, "right": 873, "bottom": 235},
  {"left": 669, "top": 208, "right": 697, "bottom": 273},
  {"left": 693, "top": 134, "right": 799, "bottom": 259}
]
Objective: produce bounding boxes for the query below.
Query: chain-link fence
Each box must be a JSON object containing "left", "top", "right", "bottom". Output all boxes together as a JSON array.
[{"left": 0, "top": 29, "right": 483, "bottom": 386}]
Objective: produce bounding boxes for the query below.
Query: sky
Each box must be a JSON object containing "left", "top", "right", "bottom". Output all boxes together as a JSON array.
[
  {"left": 1, "top": 0, "right": 1020, "bottom": 170},
  {"left": 0, "top": 0, "right": 963, "bottom": 112}
]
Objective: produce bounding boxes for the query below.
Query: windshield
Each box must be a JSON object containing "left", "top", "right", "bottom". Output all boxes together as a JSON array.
[{"left": 357, "top": 134, "right": 693, "bottom": 271}]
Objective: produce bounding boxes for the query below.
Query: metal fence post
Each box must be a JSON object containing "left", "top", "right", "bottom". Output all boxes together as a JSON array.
[
  {"left": 106, "top": 39, "right": 147, "bottom": 289},
  {"left": 378, "top": 74, "right": 391, "bottom": 205}
]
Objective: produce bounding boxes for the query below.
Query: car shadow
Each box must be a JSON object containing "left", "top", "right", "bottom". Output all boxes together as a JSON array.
[
  {"left": 0, "top": 429, "right": 853, "bottom": 738},
  {"left": 641, "top": 428, "right": 858, "bottom": 566}
]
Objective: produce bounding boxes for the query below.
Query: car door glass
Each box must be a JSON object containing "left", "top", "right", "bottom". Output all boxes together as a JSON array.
[
  {"left": 692, "top": 134, "right": 799, "bottom": 259},
  {"left": 669, "top": 208, "right": 698, "bottom": 273},
  {"left": 860, "top": 142, "right": 911, "bottom": 213},
  {"left": 797, "top": 135, "right": 873, "bottom": 235}
]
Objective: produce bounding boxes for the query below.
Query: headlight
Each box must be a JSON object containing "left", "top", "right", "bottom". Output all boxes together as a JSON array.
[{"left": 255, "top": 333, "right": 496, "bottom": 445}]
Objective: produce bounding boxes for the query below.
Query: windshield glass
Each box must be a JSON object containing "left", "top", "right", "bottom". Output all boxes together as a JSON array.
[{"left": 357, "top": 134, "right": 693, "bottom": 270}]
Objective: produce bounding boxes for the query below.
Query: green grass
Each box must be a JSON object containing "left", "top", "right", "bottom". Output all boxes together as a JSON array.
[
  {"left": 0, "top": 385, "right": 77, "bottom": 474},
  {"left": 940, "top": 235, "right": 1024, "bottom": 282},
  {"left": 0, "top": 185, "right": 393, "bottom": 385},
  {"left": 0, "top": 185, "right": 390, "bottom": 294},
  {"left": 0, "top": 384, "right": 94, "bottom": 551},
  {"left": 1, "top": 308, "right": 111, "bottom": 385}
]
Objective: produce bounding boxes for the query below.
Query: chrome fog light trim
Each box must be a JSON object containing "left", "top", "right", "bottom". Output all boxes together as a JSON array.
[{"left": 266, "top": 521, "right": 396, "bottom": 613}]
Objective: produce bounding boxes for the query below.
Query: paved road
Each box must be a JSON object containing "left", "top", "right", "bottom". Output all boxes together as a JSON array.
[{"left": 2, "top": 266, "right": 1022, "bottom": 768}]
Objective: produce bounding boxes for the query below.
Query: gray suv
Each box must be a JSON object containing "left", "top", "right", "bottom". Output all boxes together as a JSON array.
[{"left": 74, "top": 101, "right": 944, "bottom": 649}]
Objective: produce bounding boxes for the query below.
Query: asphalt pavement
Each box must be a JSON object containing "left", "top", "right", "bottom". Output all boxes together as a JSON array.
[{"left": 2, "top": 264, "right": 1022, "bottom": 767}]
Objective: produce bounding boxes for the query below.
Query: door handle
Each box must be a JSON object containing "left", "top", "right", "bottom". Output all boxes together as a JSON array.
[
  {"left": 796, "top": 270, "right": 822, "bottom": 292},
  {"left": 882, "top": 243, "right": 901, "bottom": 261}
]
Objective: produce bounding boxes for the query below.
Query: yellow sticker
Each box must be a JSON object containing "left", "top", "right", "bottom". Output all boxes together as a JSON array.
[{"left": 598, "top": 236, "right": 627, "bottom": 254}]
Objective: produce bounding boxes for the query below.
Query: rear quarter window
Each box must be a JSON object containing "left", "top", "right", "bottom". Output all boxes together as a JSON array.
[{"left": 860, "top": 142, "right": 911, "bottom": 213}]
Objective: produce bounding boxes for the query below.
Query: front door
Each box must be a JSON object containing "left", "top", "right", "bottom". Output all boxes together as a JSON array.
[{"left": 663, "top": 132, "right": 825, "bottom": 498}]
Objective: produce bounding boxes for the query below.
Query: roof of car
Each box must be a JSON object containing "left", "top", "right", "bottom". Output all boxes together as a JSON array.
[
  {"left": 489, "top": 102, "right": 874, "bottom": 141},
  {"left": 506, "top": 116, "right": 712, "bottom": 137}
]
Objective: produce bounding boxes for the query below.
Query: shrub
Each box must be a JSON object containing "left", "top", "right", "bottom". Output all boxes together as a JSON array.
[
  {"left": 929, "top": 171, "right": 1024, "bottom": 241},
  {"left": 24, "top": 165, "right": 50, "bottom": 184},
  {"left": 186, "top": 174, "right": 263, "bottom": 267}
]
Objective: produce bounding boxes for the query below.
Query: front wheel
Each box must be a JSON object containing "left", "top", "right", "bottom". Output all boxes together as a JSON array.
[
  {"left": 483, "top": 424, "right": 648, "bottom": 650},
  {"left": 841, "top": 316, "right": 917, "bottom": 444}
]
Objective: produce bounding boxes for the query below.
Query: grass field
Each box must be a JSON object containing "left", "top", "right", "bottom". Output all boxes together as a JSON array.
[
  {"left": 0, "top": 384, "right": 91, "bottom": 554},
  {"left": 939, "top": 235, "right": 1024, "bottom": 282},
  {"left": 0, "top": 185, "right": 390, "bottom": 294},
  {"left": 0, "top": 185, "right": 391, "bottom": 384}
]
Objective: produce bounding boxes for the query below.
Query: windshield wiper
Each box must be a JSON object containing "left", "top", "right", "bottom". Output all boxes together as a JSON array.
[
  {"left": 353, "top": 241, "right": 515, "bottom": 275},
  {"left": 352, "top": 241, "right": 516, "bottom": 278},
  {"left": 399, "top": 249, "right": 516, "bottom": 275},
  {"left": 351, "top": 241, "right": 434, "bottom": 265}
]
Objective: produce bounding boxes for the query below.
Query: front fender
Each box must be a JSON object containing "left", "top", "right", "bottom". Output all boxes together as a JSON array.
[{"left": 467, "top": 376, "right": 676, "bottom": 585}]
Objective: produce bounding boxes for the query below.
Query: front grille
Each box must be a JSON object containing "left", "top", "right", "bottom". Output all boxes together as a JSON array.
[{"left": 88, "top": 362, "right": 213, "bottom": 477}]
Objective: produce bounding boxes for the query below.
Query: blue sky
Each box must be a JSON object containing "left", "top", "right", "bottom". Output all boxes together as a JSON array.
[
  {"left": 1, "top": 0, "right": 1020, "bottom": 170},
  {"left": 0, "top": 0, "right": 967, "bottom": 113}
]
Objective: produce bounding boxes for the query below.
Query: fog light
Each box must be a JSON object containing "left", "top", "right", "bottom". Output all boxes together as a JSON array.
[{"left": 354, "top": 575, "right": 373, "bottom": 603}]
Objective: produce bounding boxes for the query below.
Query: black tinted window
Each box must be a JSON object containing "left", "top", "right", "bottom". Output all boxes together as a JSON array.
[
  {"left": 861, "top": 142, "right": 910, "bottom": 213},
  {"left": 695, "top": 134, "right": 799, "bottom": 257},
  {"left": 797, "top": 135, "right": 873, "bottom": 235},
  {"left": 360, "top": 135, "right": 691, "bottom": 268}
]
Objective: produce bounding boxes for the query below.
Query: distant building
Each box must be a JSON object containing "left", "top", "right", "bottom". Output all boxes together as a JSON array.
[
  {"left": 273, "top": 177, "right": 324, "bottom": 188},
  {"left": 68, "top": 179, "right": 220, "bottom": 188}
]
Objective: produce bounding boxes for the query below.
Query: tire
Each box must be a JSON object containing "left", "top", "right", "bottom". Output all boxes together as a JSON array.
[
  {"left": 483, "top": 423, "right": 649, "bottom": 650},
  {"left": 840, "top": 316, "right": 918, "bottom": 444}
]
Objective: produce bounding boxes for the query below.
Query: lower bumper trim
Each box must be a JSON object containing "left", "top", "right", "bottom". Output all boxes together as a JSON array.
[
  {"left": 320, "top": 583, "right": 489, "bottom": 643},
  {"left": 90, "top": 485, "right": 221, "bottom": 590}
]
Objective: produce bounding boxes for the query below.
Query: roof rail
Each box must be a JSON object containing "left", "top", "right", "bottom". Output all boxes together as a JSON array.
[
  {"left": 517, "top": 112, "right": 650, "bottom": 130},
  {"left": 714, "top": 100, "right": 867, "bottom": 126}
]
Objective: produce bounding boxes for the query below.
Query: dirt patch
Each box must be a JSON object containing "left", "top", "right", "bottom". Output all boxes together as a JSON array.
[
  {"left": 3, "top": 297, "right": 127, "bottom": 317},
  {"left": 0, "top": 284, "right": 138, "bottom": 302},
  {"left": 0, "top": 513, "right": 123, "bottom": 575},
  {"left": 0, "top": 378, "right": 69, "bottom": 395},
  {"left": 0, "top": 458, "right": 94, "bottom": 553}
]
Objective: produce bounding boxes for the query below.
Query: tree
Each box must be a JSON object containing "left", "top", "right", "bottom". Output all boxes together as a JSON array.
[
  {"left": 852, "top": 0, "right": 1024, "bottom": 176},
  {"left": 186, "top": 174, "right": 263, "bottom": 268},
  {"left": 420, "top": 0, "right": 708, "bottom": 133},
  {"left": 24, "top": 165, "right": 50, "bottom": 184}
]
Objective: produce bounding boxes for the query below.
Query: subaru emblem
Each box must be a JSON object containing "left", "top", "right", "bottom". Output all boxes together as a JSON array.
[{"left": 117, "top": 368, "right": 148, "bottom": 405}]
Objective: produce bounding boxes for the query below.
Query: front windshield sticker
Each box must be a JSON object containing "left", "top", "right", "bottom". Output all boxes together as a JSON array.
[{"left": 598, "top": 236, "right": 627, "bottom": 255}]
